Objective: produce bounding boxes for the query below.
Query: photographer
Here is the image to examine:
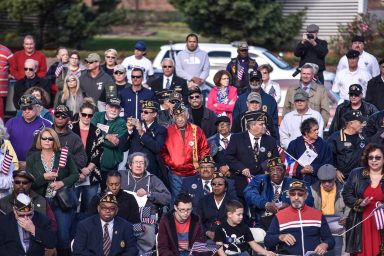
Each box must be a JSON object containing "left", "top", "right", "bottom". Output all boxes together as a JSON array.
[{"left": 294, "top": 24, "right": 328, "bottom": 84}]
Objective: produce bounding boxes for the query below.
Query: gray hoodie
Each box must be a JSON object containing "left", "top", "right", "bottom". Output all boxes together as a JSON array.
[{"left": 175, "top": 46, "right": 210, "bottom": 81}]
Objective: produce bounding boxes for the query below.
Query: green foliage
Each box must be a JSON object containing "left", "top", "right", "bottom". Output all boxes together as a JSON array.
[
  {"left": 169, "top": 0, "right": 305, "bottom": 49},
  {"left": 0, "top": 0, "right": 125, "bottom": 49},
  {"left": 331, "top": 13, "right": 384, "bottom": 56}
]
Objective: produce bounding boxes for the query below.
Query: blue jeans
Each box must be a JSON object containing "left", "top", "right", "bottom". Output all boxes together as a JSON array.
[
  {"left": 75, "top": 184, "right": 99, "bottom": 212},
  {"left": 169, "top": 172, "right": 197, "bottom": 206},
  {"left": 49, "top": 199, "right": 76, "bottom": 249},
  {"left": 326, "top": 235, "right": 343, "bottom": 256}
]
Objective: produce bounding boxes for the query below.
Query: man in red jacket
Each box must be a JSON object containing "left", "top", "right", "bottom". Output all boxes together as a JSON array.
[{"left": 161, "top": 102, "right": 210, "bottom": 203}]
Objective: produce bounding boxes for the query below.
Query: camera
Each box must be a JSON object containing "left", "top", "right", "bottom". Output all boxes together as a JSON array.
[{"left": 306, "top": 33, "right": 314, "bottom": 40}]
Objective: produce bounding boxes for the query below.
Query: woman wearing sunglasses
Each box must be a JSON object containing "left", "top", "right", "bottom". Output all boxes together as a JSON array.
[
  {"left": 54, "top": 74, "right": 84, "bottom": 120},
  {"left": 26, "top": 127, "right": 79, "bottom": 255},
  {"left": 71, "top": 98, "right": 104, "bottom": 213},
  {"left": 342, "top": 143, "right": 384, "bottom": 256}
]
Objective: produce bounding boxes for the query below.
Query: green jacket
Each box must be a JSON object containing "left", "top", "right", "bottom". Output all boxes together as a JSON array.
[
  {"left": 91, "top": 112, "right": 127, "bottom": 171},
  {"left": 27, "top": 151, "right": 79, "bottom": 196}
]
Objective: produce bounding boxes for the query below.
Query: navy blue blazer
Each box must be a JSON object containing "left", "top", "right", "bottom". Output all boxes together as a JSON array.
[
  {"left": 208, "top": 133, "right": 232, "bottom": 169},
  {"left": 122, "top": 121, "right": 167, "bottom": 177},
  {"left": 180, "top": 174, "right": 238, "bottom": 213},
  {"left": 149, "top": 75, "right": 189, "bottom": 104},
  {"left": 72, "top": 215, "right": 138, "bottom": 256},
  {"left": 225, "top": 132, "right": 279, "bottom": 198},
  {"left": 0, "top": 211, "right": 56, "bottom": 256}
]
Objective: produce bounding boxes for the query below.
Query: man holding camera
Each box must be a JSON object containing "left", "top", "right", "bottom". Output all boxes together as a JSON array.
[{"left": 294, "top": 24, "right": 328, "bottom": 84}]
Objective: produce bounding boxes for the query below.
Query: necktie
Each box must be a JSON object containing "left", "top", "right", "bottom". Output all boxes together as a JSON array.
[
  {"left": 165, "top": 78, "right": 170, "bottom": 89},
  {"left": 222, "top": 137, "right": 229, "bottom": 149},
  {"left": 302, "top": 85, "right": 308, "bottom": 92},
  {"left": 253, "top": 137, "right": 259, "bottom": 154},
  {"left": 204, "top": 180, "right": 210, "bottom": 195},
  {"left": 22, "top": 229, "right": 30, "bottom": 252},
  {"left": 103, "top": 223, "right": 111, "bottom": 256},
  {"left": 272, "top": 185, "right": 281, "bottom": 203}
]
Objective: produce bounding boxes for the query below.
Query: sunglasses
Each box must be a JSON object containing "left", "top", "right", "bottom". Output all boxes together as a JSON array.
[
  {"left": 189, "top": 95, "right": 200, "bottom": 100},
  {"left": 41, "top": 137, "right": 54, "bottom": 141},
  {"left": 80, "top": 113, "right": 94, "bottom": 118},
  {"left": 106, "top": 56, "right": 116, "bottom": 59},
  {"left": 86, "top": 61, "right": 96, "bottom": 64},
  {"left": 131, "top": 75, "right": 142, "bottom": 79},
  {"left": 368, "top": 156, "right": 382, "bottom": 161},
  {"left": 211, "top": 183, "right": 225, "bottom": 187},
  {"left": 288, "top": 191, "right": 305, "bottom": 197},
  {"left": 14, "top": 180, "right": 30, "bottom": 185},
  {"left": 17, "top": 213, "right": 33, "bottom": 218},
  {"left": 162, "top": 66, "right": 173, "bottom": 68},
  {"left": 24, "top": 67, "right": 34, "bottom": 71},
  {"left": 169, "top": 100, "right": 180, "bottom": 104},
  {"left": 21, "top": 106, "right": 34, "bottom": 111},
  {"left": 66, "top": 78, "right": 76, "bottom": 82},
  {"left": 141, "top": 110, "right": 153, "bottom": 114},
  {"left": 54, "top": 113, "right": 68, "bottom": 119},
  {"left": 114, "top": 71, "right": 125, "bottom": 75}
]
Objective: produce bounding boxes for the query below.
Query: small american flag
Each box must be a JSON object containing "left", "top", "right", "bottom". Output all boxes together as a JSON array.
[
  {"left": 55, "top": 62, "right": 63, "bottom": 77},
  {"left": 373, "top": 202, "right": 384, "bottom": 230},
  {"left": 59, "top": 147, "right": 69, "bottom": 168},
  {"left": 1, "top": 150, "right": 12, "bottom": 175},
  {"left": 189, "top": 242, "right": 220, "bottom": 255},
  {"left": 140, "top": 206, "right": 156, "bottom": 224},
  {"left": 237, "top": 66, "right": 244, "bottom": 80}
]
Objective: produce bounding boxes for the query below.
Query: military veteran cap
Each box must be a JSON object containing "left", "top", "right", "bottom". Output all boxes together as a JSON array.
[
  {"left": 169, "top": 91, "right": 183, "bottom": 103},
  {"left": 351, "top": 35, "right": 365, "bottom": 43},
  {"left": 343, "top": 110, "right": 366, "bottom": 123},
  {"left": 346, "top": 50, "right": 360, "bottom": 59},
  {"left": 107, "top": 97, "right": 121, "bottom": 108},
  {"left": 348, "top": 84, "right": 363, "bottom": 95},
  {"left": 238, "top": 41, "right": 249, "bottom": 50},
  {"left": 249, "top": 70, "right": 262, "bottom": 80},
  {"left": 100, "top": 191, "right": 118, "bottom": 205},
  {"left": 288, "top": 180, "right": 307, "bottom": 192},
  {"left": 172, "top": 102, "right": 187, "bottom": 115},
  {"left": 141, "top": 100, "right": 158, "bottom": 112},
  {"left": 156, "top": 90, "right": 172, "bottom": 101},
  {"left": 85, "top": 53, "right": 101, "bottom": 63},
  {"left": 215, "top": 115, "right": 231, "bottom": 126},
  {"left": 18, "top": 94, "right": 39, "bottom": 108},
  {"left": 14, "top": 193, "right": 33, "bottom": 212},
  {"left": 267, "top": 157, "right": 284, "bottom": 169},
  {"left": 317, "top": 164, "right": 337, "bottom": 181},
  {"left": 294, "top": 90, "right": 309, "bottom": 101},
  {"left": 306, "top": 24, "right": 319, "bottom": 33},
  {"left": 212, "top": 172, "right": 225, "bottom": 180},
  {"left": 55, "top": 105, "right": 70, "bottom": 117},
  {"left": 247, "top": 92, "right": 262, "bottom": 103},
  {"left": 200, "top": 155, "right": 215, "bottom": 165},
  {"left": 13, "top": 170, "right": 35, "bottom": 182},
  {"left": 113, "top": 64, "right": 126, "bottom": 73},
  {"left": 244, "top": 111, "right": 268, "bottom": 123},
  {"left": 188, "top": 86, "right": 202, "bottom": 96}
]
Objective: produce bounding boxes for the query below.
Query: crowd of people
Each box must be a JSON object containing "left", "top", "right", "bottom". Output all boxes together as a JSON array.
[{"left": 0, "top": 24, "right": 383, "bottom": 256}]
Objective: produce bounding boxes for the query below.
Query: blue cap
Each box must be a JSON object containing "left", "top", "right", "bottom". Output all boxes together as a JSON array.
[{"left": 134, "top": 41, "right": 147, "bottom": 51}]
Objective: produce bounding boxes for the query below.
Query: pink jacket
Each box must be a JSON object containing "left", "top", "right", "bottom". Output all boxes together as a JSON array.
[{"left": 207, "top": 85, "right": 237, "bottom": 123}]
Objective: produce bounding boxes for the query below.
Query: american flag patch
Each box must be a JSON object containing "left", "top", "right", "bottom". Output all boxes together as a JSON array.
[{"left": 140, "top": 206, "right": 156, "bottom": 224}]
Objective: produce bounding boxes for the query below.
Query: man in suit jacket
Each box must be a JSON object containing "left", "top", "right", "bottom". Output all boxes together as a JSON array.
[
  {"left": 73, "top": 192, "right": 138, "bottom": 256},
  {"left": 282, "top": 63, "right": 330, "bottom": 127},
  {"left": 181, "top": 155, "right": 237, "bottom": 213},
  {"left": 0, "top": 193, "right": 56, "bottom": 256},
  {"left": 226, "top": 111, "right": 279, "bottom": 205},
  {"left": 149, "top": 58, "right": 189, "bottom": 104}
]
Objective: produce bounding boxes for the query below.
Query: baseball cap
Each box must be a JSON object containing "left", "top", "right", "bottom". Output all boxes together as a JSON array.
[
  {"left": 134, "top": 41, "right": 147, "bottom": 51},
  {"left": 85, "top": 53, "right": 101, "bottom": 63},
  {"left": 247, "top": 92, "right": 262, "bottom": 103},
  {"left": 343, "top": 110, "right": 366, "bottom": 123},
  {"left": 106, "top": 97, "right": 121, "bottom": 108},
  {"left": 55, "top": 105, "right": 70, "bottom": 117},
  {"left": 288, "top": 180, "right": 307, "bottom": 192},
  {"left": 346, "top": 50, "right": 360, "bottom": 59},
  {"left": 215, "top": 115, "right": 230, "bottom": 126},
  {"left": 18, "top": 94, "right": 39, "bottom": 108},
  {"left": 294, "top": 90, "right": 309, "bottom": 101},
  {"left": 348, "top": 84, "right": 363, "bottom": 95},
  {"left": 113, "top": 64, "right": 126, "bottom": 73},
  {"left": 351, "top": 35, "right": 365, "bottom": 43},
  {"left": 249, "top": 70, "right": 262, "bottom": 81}
]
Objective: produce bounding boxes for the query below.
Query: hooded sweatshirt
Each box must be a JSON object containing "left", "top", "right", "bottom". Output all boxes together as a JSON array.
[{"left": 175, "top": 46, "right": 210, "bottom": 81}]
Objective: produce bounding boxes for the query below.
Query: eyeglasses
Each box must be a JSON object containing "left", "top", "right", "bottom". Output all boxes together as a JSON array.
[
  {"left": 14, "top": 180, "right": 30, "bottom": 185},
  {"left": 114, "top": 71, "right": 125, "bottom": 75},
  {"left": 54, "top": 113, "right": 68, "bottom": 119},
  {"left": 21, "top": 106, "right": 34, "bottom": 111},
  {"left": 17, "top": 213, "right": 33, "bottom": 218},
  {"left": 169, "top": 100, "right": 180, "bottom": 104},
  {"left": 66, "top": 78, "right": 76, "bottom": 82},
  {"left": 189, "top": 95, "right": 200, "bottom": 100},
  {"left": 368, "top": 155, "right": 382, "bottom": 161},
  {"left": 211, "top": 183, "right": 225, "bottom": 187},
  {"left": 288, "top": 191, "right": 305, "bottom": 197},
  {"left": 24, "top": 67, "right": 34, "bottom": 71},
  {"left": 177, "top": 208, "right": 192, "bottom": 214},
  {"left": 131, "top": 75, "right": 142, "bottom": 79},
  {"left": 100, "top": 206, "right": 117, "bottom": 212},
  {"left": 162, "top": 66, "right": 173, "bottom": 68},
  {"left": 80, "top": 113, "right": 94, "bottom": 118},
  {"left": 41, "top": 137, "right": 54, "bottom": 141},
  {"left": 132, "top": 161, "right": 145, "bottom": 165},
  {"left": 106, "top": 56, "right": 116, "bottom": 59},
  {"left": 141, "top": 110, "right": 153, "bottom": 114}
]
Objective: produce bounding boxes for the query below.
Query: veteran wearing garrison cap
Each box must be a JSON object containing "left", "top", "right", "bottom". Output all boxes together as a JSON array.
[
  {"left": 0, "top": 193, "right": 56, "bottom": 255},
  {"left": 226, "top": 111, "right": 279, "bottom": 205},
  {"left": 73, "top": 192, "right": 139, "bottom": 256},
  {"left": 244, "top": 157, "right": 314, "bottom": 231}
]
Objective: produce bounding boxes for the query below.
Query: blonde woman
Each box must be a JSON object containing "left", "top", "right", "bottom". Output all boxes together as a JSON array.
[{"left": 54, "top": 74, "right": 84, "bottom": 119}]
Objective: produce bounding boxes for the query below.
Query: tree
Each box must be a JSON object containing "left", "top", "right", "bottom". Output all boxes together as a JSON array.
[
  {"left": 169, "top": 0, "right": 305, "bottom": 49},
  {"left": 0, "top": 0, "right": 125, "bottom": 49}
]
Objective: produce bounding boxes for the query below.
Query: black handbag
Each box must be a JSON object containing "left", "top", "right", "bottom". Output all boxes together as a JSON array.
[{"left": 55, "top": 186, "right": 79, "bottom": 211}]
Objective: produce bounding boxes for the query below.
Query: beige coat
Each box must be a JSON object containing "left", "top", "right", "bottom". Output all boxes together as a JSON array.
[{"left": 283, "top": 83, "right": 330, "bottom": 127}]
